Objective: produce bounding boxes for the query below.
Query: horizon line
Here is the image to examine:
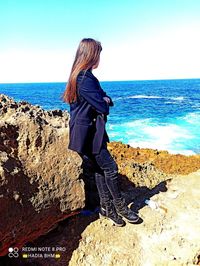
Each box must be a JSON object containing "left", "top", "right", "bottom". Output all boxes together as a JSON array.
[{"left": 0, "top": 77, "right": 200, "bottom": 84}]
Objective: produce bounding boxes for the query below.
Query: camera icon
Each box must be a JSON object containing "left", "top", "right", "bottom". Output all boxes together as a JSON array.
[{"left": 8, "top": 247, "right": 19, "bottom": 258}]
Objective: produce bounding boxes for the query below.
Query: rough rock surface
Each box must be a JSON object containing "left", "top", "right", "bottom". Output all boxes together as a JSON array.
[
  {"left": 108, "top": 142, "right": 200, "bottom": 175},
  {"left": 1, "top": 94, "right": 200, "bottom": 265},
  {"left": 5, "top": 171, "right": 199, "bottom": 266},
  {"left": 0, "top": 94, "right": 85, "bottom": 256},
  {"left": 68, "top": 171, "right": 200, "bottom": 266}
]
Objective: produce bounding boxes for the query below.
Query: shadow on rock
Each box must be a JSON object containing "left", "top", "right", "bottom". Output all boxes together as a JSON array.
[
  {"left": 0, "top": 212, "right": 99, "bottom": 266},
  {"left": 0, "top": 155, "right": 169, "bottom": 265},
  {"left": 119, "top": 173, "right": 169, "bottom": 213}
]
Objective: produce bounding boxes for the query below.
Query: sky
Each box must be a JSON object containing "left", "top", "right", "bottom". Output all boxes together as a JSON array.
[{"left": 0, "top": 0, "right": 200, "bottom": 83}]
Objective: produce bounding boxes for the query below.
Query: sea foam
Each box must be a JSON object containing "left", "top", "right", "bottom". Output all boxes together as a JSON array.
[
  {"left": 108, "top": 118, "right": 196, "bottom": 155},
  {"left": 113, "top": 95, "right": 185, "bottom": 101}
]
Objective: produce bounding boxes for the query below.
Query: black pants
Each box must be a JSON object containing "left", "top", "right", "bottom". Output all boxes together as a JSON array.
[{"left": 81, "top": 143, "right": 122, "bottom": 207}]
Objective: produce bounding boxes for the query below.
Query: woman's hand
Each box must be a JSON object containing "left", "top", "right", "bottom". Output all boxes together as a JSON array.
[{"left": 103, "top": 97, "right": 110, "bottom": 104}]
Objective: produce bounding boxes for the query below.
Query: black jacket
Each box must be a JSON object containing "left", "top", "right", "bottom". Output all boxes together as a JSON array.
[{"left": 68, "top": 70, "right": 113, "bottom": 155}]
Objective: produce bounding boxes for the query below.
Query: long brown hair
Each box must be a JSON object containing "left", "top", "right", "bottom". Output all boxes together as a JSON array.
[{"left": 62, "top": 38, "right": 102, "bottom": 103}]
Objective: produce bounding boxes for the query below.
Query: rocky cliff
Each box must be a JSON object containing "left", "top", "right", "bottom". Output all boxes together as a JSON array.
[
  {"left": 0, "top": 94, "right": 199, "bottom": 265},
  {"left": 0, "top": 94, "right": 85, "bottom": 256},
  {"left": 68, "top": 171, "right": 200, "bottom": 266}
]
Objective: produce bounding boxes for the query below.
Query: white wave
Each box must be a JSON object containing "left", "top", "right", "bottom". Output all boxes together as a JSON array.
[
  {"left": 144, "top": 124, "right": 192, "bottom": 141},
  {"left": 127, "top": 95, "right": 162, "bottom": 99},
  {"left": 113, "top": 95, "right": 185, "bottom": 101},
  {"left": 107, "top": 124, "right": 114, "bottom": 130},
  {"left": 129, "top": 140, "right": 196, "bottom": 155},
  {"left": 126, "top": 123, "right": 194, "bottom": 154},
  {"left": 176, "top": 150, "right": 196, "bottom": 155},
  {"left": 192, "top": 105, "right": 200, "bottom": 109},
  {"left": 113, "top": 96, "right": 125, "bottom": 100},
  {"left": 113, "top": 95, "right": 162, "bottom": 101},
  {"left": 108, "top": 132, "right": 119, "bottom": 138},
  {"left": 123, "top": 118, "right": 153, "bottom": 127},
  {"left": 165, "top": 101, "right": 177, "bottom": 104},
  {"left": 182, "top": 112, "right": 200, "bottom": 125},
  {"left": 170, "top": 96, "right": 185, "bottom": 101}
]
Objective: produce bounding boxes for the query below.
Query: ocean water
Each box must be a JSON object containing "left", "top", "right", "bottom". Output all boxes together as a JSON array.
[{"left": 0, "top": 79, "right": 200, "bottom": 155}]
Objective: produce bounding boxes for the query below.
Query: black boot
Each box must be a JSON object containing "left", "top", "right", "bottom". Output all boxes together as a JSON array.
[
  {"left": 95, "top": 172, "right": 125, "bottom": 227},
  {"left": 113, "top": 197, "right": 139, "bottom": 223},
  {"left": 99, "top": 201, "right": 125, "bottom": 227}
]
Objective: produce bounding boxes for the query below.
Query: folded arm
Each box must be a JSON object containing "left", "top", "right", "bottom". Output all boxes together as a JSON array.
[
  {"left": 101, "top": 90, "right": 114, "bottom": 107},
  {"left": 79, "top": 77, "right": 110, "bottom": 115}
]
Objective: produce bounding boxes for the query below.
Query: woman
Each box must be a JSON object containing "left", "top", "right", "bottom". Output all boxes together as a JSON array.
[{"left": 62, "top": 38, "right": 139, "bottom": 226}]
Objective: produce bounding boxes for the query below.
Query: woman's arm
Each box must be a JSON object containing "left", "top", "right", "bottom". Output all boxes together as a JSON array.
[
  {"left": 103, "top": 95, "right": 114, "bottom": 106},
  {"left": 101, "top": 89, "right": 114, "bottom": 107},
  {"left": 78, "top": 76, "right": 110, "bottom": 115}
]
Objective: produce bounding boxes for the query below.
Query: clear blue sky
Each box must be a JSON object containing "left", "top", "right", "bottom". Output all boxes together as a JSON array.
[{"left": 1, "top": 0, "right": 200, "bottom": 82}]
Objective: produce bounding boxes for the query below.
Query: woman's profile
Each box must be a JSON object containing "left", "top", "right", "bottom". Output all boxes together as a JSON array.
[{"left": 62, "top": 38, "right": 140, "bottom": 226}]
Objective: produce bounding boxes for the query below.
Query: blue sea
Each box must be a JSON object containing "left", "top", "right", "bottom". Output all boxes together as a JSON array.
[{"left": 1, "top": 79, "right": 200, "bottom": 155}]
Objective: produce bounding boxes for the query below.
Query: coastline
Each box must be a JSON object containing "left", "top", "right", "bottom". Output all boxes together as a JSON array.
[
  {"left": 108, "top": 141, "right": 200, "bottom": 176},
  {"left": 0, "top": 94, "right": 200, "bottom": 265},
  {"left": 1, "top": 78, "right": 200, "bottom": 156}
]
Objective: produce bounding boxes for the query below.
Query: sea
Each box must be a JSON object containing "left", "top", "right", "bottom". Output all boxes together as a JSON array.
[{"left": 0, "top": 79, "right": 200, "bottom": 155}]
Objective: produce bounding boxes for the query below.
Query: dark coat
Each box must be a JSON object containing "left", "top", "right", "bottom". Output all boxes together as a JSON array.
[{"left": 68, "top": 70, "right": 113, "bottom": 155}]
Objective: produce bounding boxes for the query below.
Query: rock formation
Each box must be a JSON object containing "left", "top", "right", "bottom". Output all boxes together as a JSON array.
[
  {"left": 68, "top": 171, "right": 200, "bottom": 266},
  {"left": 0, "top": 94, "right": 85, "bottom": 256},
  {"left": 0, "top": 94, "right": 200, "bottom": 265},
  {"left": 108, "top": 141, "right": 200, "bottom": 175}
]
